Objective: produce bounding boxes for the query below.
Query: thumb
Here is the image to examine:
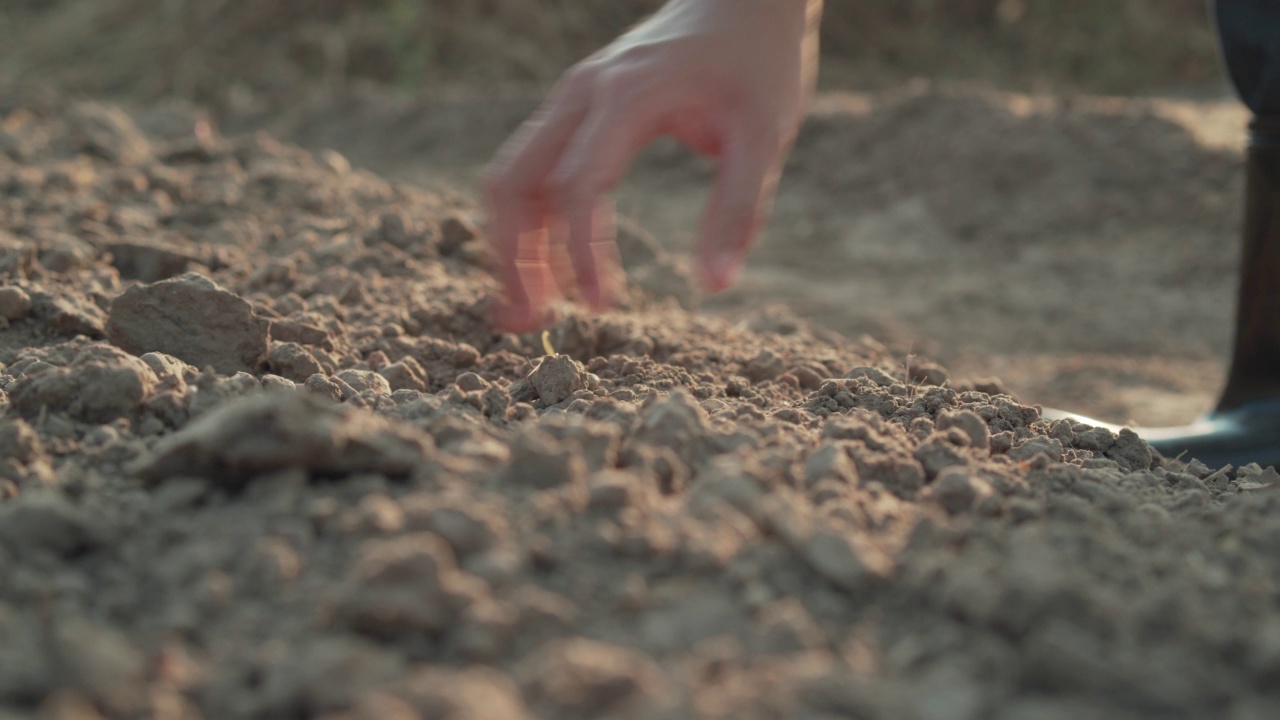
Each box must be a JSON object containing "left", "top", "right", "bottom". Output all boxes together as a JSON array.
[{"left": 696, "top": 121, "right": 782, "bottom": 292}]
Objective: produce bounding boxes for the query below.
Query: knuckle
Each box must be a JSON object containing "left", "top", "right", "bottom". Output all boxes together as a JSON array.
[{"left": 595, "top": 68, "right": 644, "bottom": 108}]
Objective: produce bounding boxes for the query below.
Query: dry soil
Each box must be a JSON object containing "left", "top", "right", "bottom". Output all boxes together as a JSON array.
[{"left": 3, "top": 89, "right": 1280, "bottom": 720}]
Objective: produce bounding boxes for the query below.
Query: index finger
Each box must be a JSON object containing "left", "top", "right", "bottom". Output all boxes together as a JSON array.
[{"left": 484, "top": 71, "right": 593, "bottom": 331}]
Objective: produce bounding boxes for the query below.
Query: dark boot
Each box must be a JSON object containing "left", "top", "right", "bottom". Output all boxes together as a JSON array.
[
  {"left": 1043, "top": 0, "right": 1280, "bottom": 469},
  {"left": 1047, "top": 127, "right": 1280, "bottom": 469}
]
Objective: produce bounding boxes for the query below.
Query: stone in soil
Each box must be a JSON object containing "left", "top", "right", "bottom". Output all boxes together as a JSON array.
[
  {"left": 106, "top": 272, "right": 270, "bottom": 374},
  {"left": 135, "top": 392, "right": 432, "bottom": 487},
  {"left": 1, "top": 92, "right": 1269, "bottom": 720},
  {"left": 0, "top": 287, "right": 32, "bottom": 321}
]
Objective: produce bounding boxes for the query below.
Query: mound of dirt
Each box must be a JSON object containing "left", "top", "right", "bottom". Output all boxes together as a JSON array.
[{"left": 4, "top": 96, "right": 1280, "bottom": 720}]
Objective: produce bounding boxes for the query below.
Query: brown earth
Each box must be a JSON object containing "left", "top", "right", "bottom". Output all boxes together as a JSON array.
[
  {"left": 233, "top": 80, "right": 1248, "bottom": 428},
  {"left": 3, "top": 2, "right": 1279, "bottom": 719},
  {"left": 3, "top": 85, "right": 1280, "bottom": 720},
  {"left": 0, "top": 1, "right": 1245, "bottom": 426}
]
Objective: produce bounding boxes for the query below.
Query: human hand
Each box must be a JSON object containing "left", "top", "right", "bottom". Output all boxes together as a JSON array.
[{"left": 484, "top": 0, "right": 822, "bottom": 332}]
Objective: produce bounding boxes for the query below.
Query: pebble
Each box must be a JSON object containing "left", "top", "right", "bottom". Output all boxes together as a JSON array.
[
  {"left": 519, "top": 638, "right": 669, "bottom": 718},
  {"left": 0, "top": 491, "right": 104, "bottom": 557},
  {"left": 800, "top": 529, "right": 886, "bottom": 593},
  {"left": 528, "top": 354, "right": 585, "bottom": 406},
  {"left": 0, "top": 287, "right": 32, "bottom": 321},
  {"left": 135, "top": 392, "right": 432, "bottom": 487},
  {"left": 336, "top": 368, "right": 392, "bottom": 396},
  {"left": 107, "top": 272, "right": 270, "bottom": 374},
  {"left": 267, "top": 342, "right": 325, "bottom": 381},
  {"left": 378, "top": 357, "right": 428, "bottom": 392},
  {"left": 933, "top": 467, "right": 991, "bottom": 515}
]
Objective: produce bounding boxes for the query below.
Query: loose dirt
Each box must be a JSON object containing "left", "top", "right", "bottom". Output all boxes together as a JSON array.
[{"left": 4, "top": 90, "right": 1280, "bottom": 720}]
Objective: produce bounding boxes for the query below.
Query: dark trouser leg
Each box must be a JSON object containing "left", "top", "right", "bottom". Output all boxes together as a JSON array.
[
  {"left": 1044, "top": 3, "right": 1280, "bottom": 468},
  {"left": 1217, "top": 126, "right": 1280, "bottom": 409},
  {"left": 1129, "top": 1, "right": 1280, "bottom": 467},
  {"left": 1215, "top": 0, "right": 1280, "bottom": 410}
]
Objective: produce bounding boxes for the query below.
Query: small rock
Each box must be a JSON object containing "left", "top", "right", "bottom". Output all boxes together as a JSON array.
[
  {"left": 303, "top": 373, "right": 344, "bottom": 402},
  {"left": 640, "top": 591, "right": 747, "bottom": 652},
  {"left": 257, "top": 637, "right": 404, "bottom": 717},
  {"left": 134, "top": 392, "right": 432, "bottom": 488},
  {"left": 31, "top": 292, "right": 107, "bottom": 338},
  {"left": 138, "top": 351, "right": 196, "bottom": 389},
  {"left": 753, "top": 598, "right": 827, "bottom": 655},
  {"left": 0, "top": 490, "right": 104, "bottom": 557},
  {"left": 0, "top": 286, "right": 31, "bottom": 321},
  {"left": 66, "top": 102, "right": 152, "bottom": 165},
  {"left": 404, "top": 499, "right": 501, "bottom": 557},
  {"left": 848, "top": 366, "right": 896, "bottom": 386},
  {"left": 518, "top": 638, "right": 669, "bottom": 719},
  {"left": 439, "top": 216, "right": 479, "bottom": 255},
  {"left": 1106, "top": 428, "right": 1154, "bottom": 471},
  {"left": 267, "top": 342, "right": 325, "bottom": 382},
  {"left": 455, "top": 371, "right": 488, "bottom": 392},
  {"left": 914, "top": 435, "right": 970, "bottom": 479},
  {"left": 800, "top": 529, "right": 888, "bottom": 593},
  {"left": 374, "top": 212, "right": 412, "bottom": 250},
  {"left": 337, "top": 533, "right": 465, "bottom": 635},
  {"left": 502, "top": 429, "right": 586, "bottom": 491},
  {"left": 908, "top": 360, "right": 949, "bottom": 386},
  {"left": 1008, "top": 437, "right": 1065, "bottom": 463},
  {"left": 805, "top": 442, "right": 857, "bottom": 485},
  {"left": 270, "top": 319, "right": 333, "bottom": 349},
  {"left": 0, "top": 418, "right": 44, "bottom": 464},
  {"left": 107, "top": 272, "right": 270, "bottom": 374},
  {"left": 10, "top": 344, "right": 157, "bottom": 423},
  {"left": 260, "top": 374, "right": 296, "bottom": 393},
  {"left": 392, "top": 667, "right": 531, "bottom": 720},
  {"left": 792, "top": 365, "right": 826, "bottom": 390},
  {"left": 378, "top": 357, "right": 428, "bottom": 392},
  {"left": 525, "top": 354, "right": 585, "bottom": 406},
  {"left": 932, "top": 467, "right": 992, "bottom": 515},
  {"left": 336, "top": 369, "right": 392, "bottom": 396},
  {"left": 341, "top": 493, "right": 407, "bottom": 535},
  {"left": 687, "top": 457, "right": 766, "bottom": 521},
  {"left": 53, "top": 618, "right": 148, "bottom": 716},
  {"left": 937, "top": 409, "right": 990, "bottom": 451},
  {"left": 328, "top": 374, "right": 360, "bottom": 401},
  {"left": 631, "top": 389, "right": 709, "bottom": 465},
  {"left": 746, "top": 349, "right": 785, "bottom": 382}
]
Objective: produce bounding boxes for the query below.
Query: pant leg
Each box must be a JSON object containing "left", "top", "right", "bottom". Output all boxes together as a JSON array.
[{"left": 1215, "top": 0, "right": 1280, "bottom": 116}]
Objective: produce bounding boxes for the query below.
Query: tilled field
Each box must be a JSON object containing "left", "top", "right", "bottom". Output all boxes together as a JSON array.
[{"left": 3, "top": 98, "right": 1280, "bottom": 720}]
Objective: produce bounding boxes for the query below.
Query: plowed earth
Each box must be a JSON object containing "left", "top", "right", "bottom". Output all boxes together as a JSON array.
[{"left": 3, "top": 94, "right": 1280, "bottom": 720}]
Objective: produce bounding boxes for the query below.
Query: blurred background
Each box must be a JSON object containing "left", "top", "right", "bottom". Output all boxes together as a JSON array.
[
  {"left": 0, "top": 1, "right": 1221, "bottom": 104},
  {"left": 0, "top": 1, "right": 1251, "bottom": 427}
]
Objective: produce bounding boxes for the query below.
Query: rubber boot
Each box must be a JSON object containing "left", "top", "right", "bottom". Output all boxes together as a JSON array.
[{"left": 1043, "top": 0, "right": 1280, "bottom": 469}]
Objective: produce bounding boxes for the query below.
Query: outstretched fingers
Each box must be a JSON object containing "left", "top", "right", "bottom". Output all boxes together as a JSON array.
[
  {"left": 549, "top": 93, "right": 651, "bottom": 311},
  {"left": 696, "top": 120, "right": 783, "bottom": 293},
  {"left": 484, "top": 72, "right": 592, "bottom": 332}
]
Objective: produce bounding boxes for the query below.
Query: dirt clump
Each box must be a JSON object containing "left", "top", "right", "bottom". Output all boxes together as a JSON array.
[
  {"left": 4, "top": 95, "right": 1280, "bottom": 720},
  {"left": 107, "top": 272, "right": 271, "bottom": 374}
]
